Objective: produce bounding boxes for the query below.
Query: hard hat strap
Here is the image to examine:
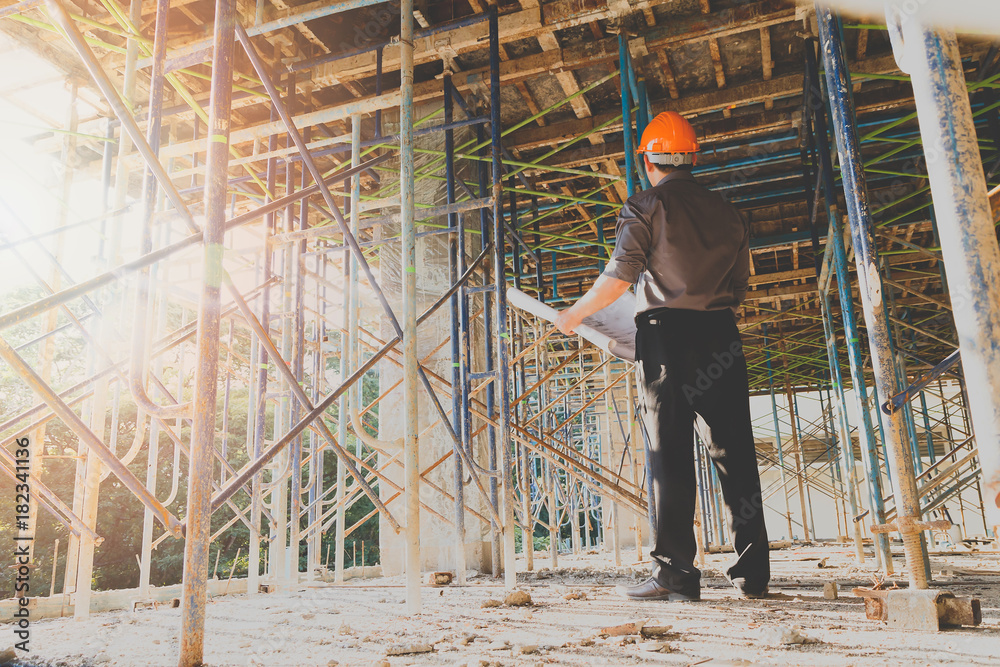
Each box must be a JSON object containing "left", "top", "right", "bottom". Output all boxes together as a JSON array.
[{"left": 645, "top": 152, "right": 695, "bottom": 166}]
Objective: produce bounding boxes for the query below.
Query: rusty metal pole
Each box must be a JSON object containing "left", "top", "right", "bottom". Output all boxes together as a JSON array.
[
  {"left": 178, "top": 0, "right": 234, "bottom": 662},
  {"left": 601, "top": 359, "right": 621, "bottom": 566},
  {"left": 818, "top": 5, "right": 927, "bottom": 589},
  {"left": 886, "top": 8, "right": 1000, "bottom": 539},
  {"left": 487, "top": 4, "right": 517, "bottom": 590},
  {"left": 400, "top": 0, "right": 421, "bottom": 613},
  {"left": 626, "top": 370, "right": 643, "bottom": 560}
]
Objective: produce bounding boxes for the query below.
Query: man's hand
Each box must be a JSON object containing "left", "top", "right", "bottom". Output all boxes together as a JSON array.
[
  {"left": 554, "top": 307, "right": 584, "bottom": 336},
  {"left": 552, "top": 274, "right": 631, "bottom": 337}
]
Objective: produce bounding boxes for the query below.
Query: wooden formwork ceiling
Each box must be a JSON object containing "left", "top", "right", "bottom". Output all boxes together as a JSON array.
[{"left": 1, "top": 0, "right": 996, "bottom": 393}]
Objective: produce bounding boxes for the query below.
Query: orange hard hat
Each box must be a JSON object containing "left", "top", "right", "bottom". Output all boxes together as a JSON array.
[{"left": 637, "top": 111, "right": 699, "bottom": 166}]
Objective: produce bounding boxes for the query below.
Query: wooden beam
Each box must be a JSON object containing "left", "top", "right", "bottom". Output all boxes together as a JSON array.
[
  {"left": 760, "top": 26, "right": 774, "bottom": 110},
  {"left": 854, "top": 28, "right": 869, "bottom": 92},
  {"left": 518, "top": 111, "right": 799, "bottom": 171},
  {"left": 507, "top": 73, "right": 802, "bottom": 151},
  {"left": 656, "top": 50, "right": 680, "bottom": 100},
  {"left": 506, "top": 52, "right": 909, "bottom": 152},
  {"left": 309, "top": 0, "right": 796, "bottom": 87},
  {"left": 597, "top": 160, "right": 626, "bottom": 204},
  {"left": 536, "top": 30, "right": 594, "bottom": 123},
  {"left": 709, "top": 39, "right": 726, "bottom": 89},
  {"left": 516, "top": 81, "right": 546, "bottom": 127}
]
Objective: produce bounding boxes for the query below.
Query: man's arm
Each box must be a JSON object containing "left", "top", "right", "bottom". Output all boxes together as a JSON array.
[
  {"left": 554, "top": 199, "right": 650, "bottom": 335},
  {"left": 553, "top": 274, "right": 631, "bottom": 335}
]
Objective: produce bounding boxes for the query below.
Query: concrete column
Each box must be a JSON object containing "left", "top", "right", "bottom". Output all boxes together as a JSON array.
[{"left": 886, "top": 8, "right": 1000, "bottom": 536}]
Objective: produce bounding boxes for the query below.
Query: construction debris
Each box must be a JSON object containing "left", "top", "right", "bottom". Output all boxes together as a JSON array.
[
  {"left": 600, "top": 620, "right": 648, "bottom": 637},
  {"left": 853, "top": 586, "right": 982, "bottom": 630},
  {"left": 758, "top": 626, "right": 820, "bottom": 646},
  {"left": 428, "top": 571, "right": 454, "bottom": 586},
  {"left": 503, "top": 590, "right": 532, "bottom": 606},
  {"left": 637, "top": 641, "right": 673, "bottom": 652},
  {"left": 640, "top": 625, "right": 675, "bottom": 638},
  {"left": 386, "top": 642, "right": 434, "bottom": 656},
  {"left": 824, "top": 582, "right": 839, "bottom": 600}
]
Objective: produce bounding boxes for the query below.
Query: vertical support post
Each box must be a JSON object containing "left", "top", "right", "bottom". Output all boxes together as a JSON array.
[
  {"left": 763, "top": 328, "right": 794, "bottom": 540},
  {"left": 179, "top": 0, "right": 233, "bottom": 661},
  {"left": 807, "top": 34, "right": 892, "bottom": 571},
  {"left": 334, "top": 117, "right": 359, "bottom": 585},
  {"left": 619, "top": 35, "right": 636, "bottom": 197},
  {"left": 793, "top": 392, "right": 818, "bottom": 539},
  {"left": 820, "top": 295, "right": 866, "bottom": 563},
  {"left": 782, "top": 373, "right": 811, "bottom": 542},
  {"left": 476, "top": 122, "right": 501, "bottom": 577},
  {"left": 601, "top": 360, "right": 621, "bottom": 565},
  {"left": 400, "top": 0, "right": 421, "bottom": 613},
  {"left": 626, "top": 369, "right": 643, "bottom": 560},
  {"left": 289, "top": 77, "right": 306, "bottom": 584},
  {"left": 918, "top": 391, "right": 936, "bottom": 464},
  {"left": 62, "top": 0, "right": 143, "bottom": 599},
  {"left": 444, "top": 75, "right": 468, "bottom": 585},
  {"left": 817, "top": 6, "right": 927, "bottom": 588},
  {"left": 819, "top": 381, "right": 845, "bottom": 541},
  {"left": 489, "top": 5, "right": 516, "bottom": 590},
  {"left": 60, "top": 84, "right": 88, "bottom": 615},
  {"left": 886, "top": 10, "right": 1000, "bottom": 536},
  {"left": 307, "top": 250, "right": 323, "bottom": 576}
]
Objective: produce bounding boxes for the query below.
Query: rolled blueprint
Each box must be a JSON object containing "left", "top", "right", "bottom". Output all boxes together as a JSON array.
[{"left": 506, "top": 287, "right": 637, "bottom": 362}]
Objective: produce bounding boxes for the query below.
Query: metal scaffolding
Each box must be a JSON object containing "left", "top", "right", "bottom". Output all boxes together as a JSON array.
[{"left": 1, "top": 0, "right": 999, "bottom": 663}]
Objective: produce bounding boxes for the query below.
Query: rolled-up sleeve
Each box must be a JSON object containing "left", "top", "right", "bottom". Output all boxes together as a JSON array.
[{"left": 602, "top": 199, "right": 651, "bottom": 284}]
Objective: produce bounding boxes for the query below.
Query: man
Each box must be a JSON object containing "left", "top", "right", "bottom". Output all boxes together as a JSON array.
[{"left": 554, "top": 111, "right": 769, "bottom": 602}]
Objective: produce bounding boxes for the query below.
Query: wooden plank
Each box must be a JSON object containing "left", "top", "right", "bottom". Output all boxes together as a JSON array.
[
  {"left": 709, "top": 38, "right": 726, "bottom": 88},
  {"left": 310, "top": 0, "right": 796, "bottom": 87}
]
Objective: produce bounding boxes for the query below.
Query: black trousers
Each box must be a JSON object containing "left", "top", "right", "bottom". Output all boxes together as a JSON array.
[{"left": 635, "top": 307, "right": 769, "bottom": 595}]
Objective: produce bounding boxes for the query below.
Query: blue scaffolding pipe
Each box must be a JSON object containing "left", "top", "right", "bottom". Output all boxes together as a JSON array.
[
  {"left": 619, "top": 35, "right": 638, "bottom": 197},
  {"left": 807, "top": 32, "right": 893, "bottom": 570},
  {"left": 817, "top": 8, "right": 929, "bottom": 587}
]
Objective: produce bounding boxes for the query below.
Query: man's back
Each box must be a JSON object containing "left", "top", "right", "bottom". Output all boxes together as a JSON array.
[{"left": 603, "top": 170, "right": 749, "bottom": 314}]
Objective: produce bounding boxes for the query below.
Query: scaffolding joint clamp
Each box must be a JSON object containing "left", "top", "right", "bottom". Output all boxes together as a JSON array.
[{"left": 870, "top": 517, "right": 952, "bottom": 534}]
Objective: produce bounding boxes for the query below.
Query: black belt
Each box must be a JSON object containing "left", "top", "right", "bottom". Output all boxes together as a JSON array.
[
  {"left": 635, "top": 308, "right": 672, "bottom": 326},
  {"left": 636, "top": 307, "right": 732, "bottom": 326}
]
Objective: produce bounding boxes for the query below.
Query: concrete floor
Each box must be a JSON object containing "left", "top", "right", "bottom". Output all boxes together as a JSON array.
[{"left": 16, "top": 543, "right": 1000, "bottom": 666}]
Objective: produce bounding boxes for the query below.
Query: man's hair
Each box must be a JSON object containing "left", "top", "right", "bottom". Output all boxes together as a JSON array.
[{"left": 646, "top": 159, "right": 694, "bottom": 175}]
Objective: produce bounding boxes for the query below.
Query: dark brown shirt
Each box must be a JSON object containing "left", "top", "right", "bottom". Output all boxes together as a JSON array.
[{"left": 602, "top": 170, "right": 749, "bottom": 315}]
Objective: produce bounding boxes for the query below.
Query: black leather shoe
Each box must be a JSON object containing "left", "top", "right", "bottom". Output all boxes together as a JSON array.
[
  {"left": 730, "top": 578, "right": 769, "bottom": 599},
  {"left": 741, "top": 585, "right": 769, "bottom": 599},
  {"left": 616, "top": 578, "right": 701, "bottom": 602}
]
